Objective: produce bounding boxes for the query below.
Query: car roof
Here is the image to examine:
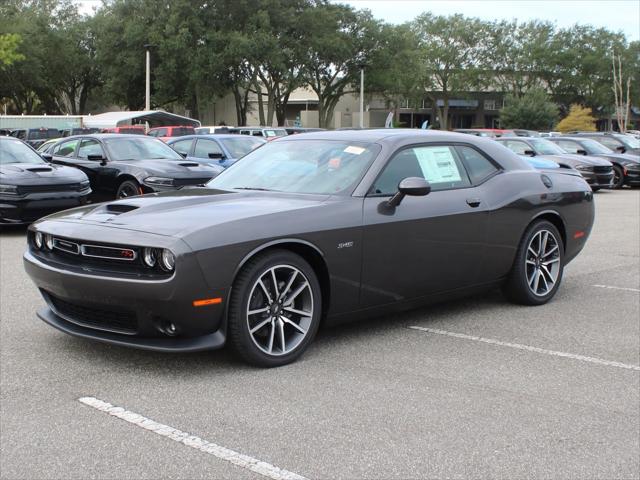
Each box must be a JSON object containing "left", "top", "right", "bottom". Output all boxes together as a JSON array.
[
  {"left": 279, "top": 128, "right": 477, "bottom": 144},
  {"left": 167, "top": 134, "right": 263, "bottom": 142},
  {"left": 59, "top": 133, "right": 158, "bottom": 140}
]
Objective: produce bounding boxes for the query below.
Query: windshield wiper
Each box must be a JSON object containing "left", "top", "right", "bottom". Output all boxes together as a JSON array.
[{"left": 233, "top": 187, "right": 280, "bottom": 192}]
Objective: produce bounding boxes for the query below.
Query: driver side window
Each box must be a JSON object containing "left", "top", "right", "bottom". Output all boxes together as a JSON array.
[
  {"left": 371, "top": 145, "right": 471, "bottom": 195},
  {"left": 555, "top": 140, "right": 579, "bottom": 153}
]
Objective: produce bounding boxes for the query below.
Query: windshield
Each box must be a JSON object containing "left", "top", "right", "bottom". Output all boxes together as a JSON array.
[
  {"left": 0, "top": 138, "right": 45, "bottom": 165},
  {"left": 264, "top": 129, "right": 287, "bottom": 138},
  {"left": 616, "top": 135, "right": 640, "bottom": 149},
  {"left": 28, "top": 129, "right": 58, "bottom": 140},
  {"left": 104, "top": 137, "right": 183, "bottom": 161},
  {"left": 580, "top": 139, "right": 615, "bottom": 154},
  {"left": 171, "top": 127, "right": 195, "bottom": 137},
  {"left": 220, "top": 137, "right": 265, "bottom": 158},
  {"left": 207, "top": 140, "right": 380, "bottom": 195},
  {"left": 529, "top": 139, "right": 566, "bottom": 155}
]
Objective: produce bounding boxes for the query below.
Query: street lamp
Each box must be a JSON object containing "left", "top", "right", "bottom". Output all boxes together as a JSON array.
[
  {"left": 359, "top": 66, "right": 364, "bottom": 128},
  {"left": 143, "top": 44, "right": 156, "bottom": 111}
]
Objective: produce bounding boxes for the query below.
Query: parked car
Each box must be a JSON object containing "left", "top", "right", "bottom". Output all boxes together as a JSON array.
[
  {"left": 10, "top": 128, "right": 61, "bottom": 149},
  {"left": 46, "top": 134, "right": 222, "bottom": 200},
  {"left": 512, "top": 129, "right": 541, "bottom": 137},
  {"left": 284, "top": 127, "right": 326, "bottom": 135},
  {"left": 567, "top": 132, "right": 640, "bottom": 155},
  {"left": 61, "top": 128, "right": 100, "bottom": 137},
  {"left": 454, "top": 128, "right": 516, "bottom": 138},
  {"left": 495, "top": 137, "right": 614, "bottom": 191},
  {"left": 24, "top": 129, "right": 594, "bottom": 366},
  {"left": 195, "top": 126, "right": 234, "bottom": 135},
  {"left": 147, "top": 125, "right": 196, "bottom": 142},
  {"left": 234, "top": 126, "right": 288, "bottom": 141},
  {"left": 101, "top": 126, "right": 146, "bottom": 135},
  {"left": 37, "top": 138, "right": 61, "bottom": 154},
  {"left": 547, "top": 137, "right": 640, "bottom": 189},
  {"left": 167, "top": 134, "right": 265, "bottom": 168},
  {"left": 0, "top": 137, "right": 90, "bottom": 225},
  {"left": 0, "top": 129, "right": 12, "bottom": 136}
]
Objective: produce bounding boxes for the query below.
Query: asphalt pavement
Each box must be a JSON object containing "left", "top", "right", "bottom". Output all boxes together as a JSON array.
[{"left": 1, "top": 189, "right": 638, "bottom": 479}]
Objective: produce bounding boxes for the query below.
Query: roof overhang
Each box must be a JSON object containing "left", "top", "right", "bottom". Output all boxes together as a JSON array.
[{"left": 82, "top": 110, "right": 200, "bottom": 129}]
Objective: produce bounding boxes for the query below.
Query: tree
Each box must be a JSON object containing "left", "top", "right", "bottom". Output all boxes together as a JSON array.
[
  {"left": 555, "top": 105, "right": 597, "bottom": 132},
  {"left": 499, "top": 88, "right": 558, "bottom": 130},
  {"left": 411, "top": 14, "right": 488, "bottom": 130},
  {"left": 0, "top": 33, "right": 24, "bottom": 67}
]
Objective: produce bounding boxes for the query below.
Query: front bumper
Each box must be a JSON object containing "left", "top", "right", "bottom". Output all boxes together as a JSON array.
[
  {"left": 24, "top": 248, "right": 229, "bottom": 352},
  {"left": 580, "top": 171, "right": 614, "bottom": 189},
  {"left": 0, "top": 193, "right": 90, "bottom": 225},
  {"left": 624, "top": 168, "right": 640, "bottom": 186}
]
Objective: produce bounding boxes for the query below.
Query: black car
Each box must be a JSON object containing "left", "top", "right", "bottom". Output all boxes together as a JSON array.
[
  {"left": 24, "top": 130, "right": 594, "bottom": 366},
  {"left": 11, "top": 128, "right": 62, "bottom": 149},
  {"left": 61, "top": 128, "right": 100, "bottom": 137},
  {"left": 547, "top": 137, "right": 640, "bottom": 188},
  {"left": 0, "top": 137, "right": 90, "bottom": 225},
  {"left": 495, "top": 137, "right": 614, "bottom": 190},
  {"left": 567, "top": 132, "right": 640, "bottom": 155},
  {"left": 46, "top": 134, "right": 223, "bottom": 200}
]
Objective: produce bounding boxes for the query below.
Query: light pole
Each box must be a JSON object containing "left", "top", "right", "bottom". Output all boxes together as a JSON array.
[
  {"left": 144, "top": 44, "right": 155, "bottom": 111},
  {"left": 359, "top": 67, "right": 364, "bottom": 128}
]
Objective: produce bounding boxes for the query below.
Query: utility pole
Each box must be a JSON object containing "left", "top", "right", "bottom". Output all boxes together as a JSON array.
[
  {"left": 359, "top": 67, "right": 364, "bottom": 128},
  {"left": 144, "top": 44, "right": 154, "bottom": 111}
]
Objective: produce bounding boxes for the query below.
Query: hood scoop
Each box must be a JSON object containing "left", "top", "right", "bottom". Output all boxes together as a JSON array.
[
  {"left": 105, "top": 203, "right": 139, "bottom": 215},
  {"left": 26, "top": 167, "right": 54, "bottom": 172},
  {"left": 178, "top": 162, "right": 201, "bottom": 167}
]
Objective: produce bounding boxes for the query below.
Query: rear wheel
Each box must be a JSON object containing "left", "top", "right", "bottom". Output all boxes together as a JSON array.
[
  {"left": 503, "top": 220, "right": 564, "bottom": 305},
  {"left": 116, "top": 179, "right": 141, "bottom": 199},
  {"left": 227, "top": 250, "right": 322, "bottom": 367},
  {"left": 612, "top": 165, "right": 625, "bottom": 189}
]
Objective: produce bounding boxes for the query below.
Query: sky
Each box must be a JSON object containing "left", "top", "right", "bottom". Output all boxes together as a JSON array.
[{"left": 335, "top": 0, "right": 640, "bottom": 41}]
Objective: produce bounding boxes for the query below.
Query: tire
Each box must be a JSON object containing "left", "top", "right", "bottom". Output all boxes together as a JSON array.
[
  {"left": 116, "top": 179, "right": 142, "bottom": 199},
  {"left": 503, "top": 220, "right": 564, "bottom": 305},
  {"left": 612, "top": 165, "right": 625, "bottom": 189},
  {"left": 591, "top": 187, "right": 600, "bottom": 192},
  {"left": 227, "top": 250, "right": 322, "bottom": 367}
]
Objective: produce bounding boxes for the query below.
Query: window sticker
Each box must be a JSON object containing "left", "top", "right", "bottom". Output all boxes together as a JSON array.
[
  {"left": 344, "top": 145, "right": 365, "bottom": 155},
  {"left": 414, "top": 147, "right": 462, "bottom": 183}
]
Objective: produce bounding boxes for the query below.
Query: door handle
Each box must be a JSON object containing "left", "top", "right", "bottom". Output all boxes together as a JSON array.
[{"left": 466, "top": 198, "right": 481, "bottom": 208}]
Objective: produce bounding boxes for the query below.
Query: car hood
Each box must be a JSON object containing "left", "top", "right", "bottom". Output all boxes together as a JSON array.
[
  {"left": 115, "top": 159, "right": 220, "bottom": 177},
  {"left": 541, "top": 154, "right": 612, "bottom": 167},
  {"left": 0, "top": 162, "right": 86, "bottom": 184},
  {"left": 38, "top": 188, "right": 332, "bottom": 237},
  {"left": 590, "top": 153, "right": 640, "bottom": 164}
]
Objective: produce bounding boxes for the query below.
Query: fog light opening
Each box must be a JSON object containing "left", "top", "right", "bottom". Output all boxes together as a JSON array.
[{"left": 155, "top": 319, "right": 179, "bottom": 337}]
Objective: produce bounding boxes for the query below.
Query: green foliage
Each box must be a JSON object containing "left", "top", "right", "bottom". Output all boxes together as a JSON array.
[
  {"left": 556, "top": 105, "right": 597, "bottom": 132},
  {"left": 499, "top": 88, "right": 559, "bottom": 130},
  {"left": 0, "top": 33, "right": 24, "bottom": 67}
]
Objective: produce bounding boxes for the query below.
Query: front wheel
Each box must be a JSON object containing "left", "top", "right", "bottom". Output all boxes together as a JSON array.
[
  {"left": 227, "top": 250, "right": 322, "bottom": 367},
  {"left": 612, "top": 165, "right": 625, "bottom": 189},
  {"left": 116, "top": 179, "right": 142, "bottom": 199},
  {"left": 503, "top": 220, "right": 564, "bottom": 305}
]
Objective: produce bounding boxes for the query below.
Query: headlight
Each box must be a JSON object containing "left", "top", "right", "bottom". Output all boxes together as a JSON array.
[
  {"left": 575, "top": 164, "right": 593, "bottom": 171},
  {"left": 143, "top": 247, "right": 157, "bottom": 267},
  {"left": 44, "top": 234, "right": 54, "bottom": 251},
  {"left": 625, "top": 163, "right": 640, "bottom": 172},
  {"left": 160, "top": 249, "right": 175, "bottom": 271},
  {"left": 0, "top": 184, "right": 18, "bottom": 195},
  {"left": 144, "top": 177, "right": 174, "bottom": 187},
  {"left": 80, "top": 180, "right": 90, "bottom": 190},
  {"left": 34, "top": 232, "right": 43, "bottom": 249}
]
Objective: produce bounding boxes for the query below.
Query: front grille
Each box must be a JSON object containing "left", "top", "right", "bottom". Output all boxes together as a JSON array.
[
  {"left": 593, "top": 166, "right": 613, "bottom": 174},
  {"left": 48, "top": 293, "right": 138, "bottom": 334},
  {"left": 18, "top": 183, "right": 87, "bottom": 194},
  {"left": 174, "top": 177, "right": 212, "bottom": 187}
]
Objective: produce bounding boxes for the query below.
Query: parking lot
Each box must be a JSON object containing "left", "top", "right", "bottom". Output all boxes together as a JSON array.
[{"left": 0, "top": 189, "right": 638, "bottom": 479}]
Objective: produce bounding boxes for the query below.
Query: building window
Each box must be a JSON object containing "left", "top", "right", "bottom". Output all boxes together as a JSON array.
[{"left": 484, "top": 99, "right": 497, "bottom": 111}]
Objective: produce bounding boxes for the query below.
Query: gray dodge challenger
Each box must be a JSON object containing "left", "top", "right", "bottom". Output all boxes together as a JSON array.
[{"left": 24, "top": 130, "right": 595, "bottom": 367}]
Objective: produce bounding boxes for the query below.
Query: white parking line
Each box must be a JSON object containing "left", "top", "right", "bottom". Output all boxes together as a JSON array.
[
  {"left": 78, "top": 397, "right": 308, "bottom": 480},
  {"left": 408, "top": 326, "right": 640, "bottom": 371},
  {"left": 593, "top": 284, "right": 640, "bottom": 293}
]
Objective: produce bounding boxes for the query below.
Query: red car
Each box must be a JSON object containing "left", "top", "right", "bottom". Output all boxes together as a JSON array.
[
  {"left": 147, "top": 125, "right": 196, "bottom": 142},
  {"left": 101, "top": 126, "right": 146, "bottom": 135}
]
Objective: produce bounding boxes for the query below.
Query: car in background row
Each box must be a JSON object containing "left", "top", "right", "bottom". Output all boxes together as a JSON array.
[
  {"left": 547, "top": 137, "right": 640, "bottom": 188},
  {"left": 495, "top": 137, "right": 614, "bottom": 191},
  {"left": 147, "top": 126, "right": 196, "bottom": 142},
  {"left": 61, "top": 128, "right": 101, "bottom": 137},
  {"left": 566, "top": 132, "right": 640, "bottom": 156},
  {"left": 284, "top": 127, "right": 325, "bottom": 135},
  {"left": 45, "top": 134, "right": 221, "bottom": 200},
  {"left": 454, "top": 128, "right": 516, "bottom": 138},
  {"left": 0, "top": 137, "right": 90, "bottom": 225},
  {"left": 37, "top": 138, "right": 61, "bottom": 154},
  {"left": 101, "top": 126, "right": 146, "bottom": 135},
  {"left": 234, "top": 126, "right": 288, "bottom": 140},
  {"left": 10, "top": 128, "right": 61, "bottom": 149},
  {"left": 195, "top": 126, "right": 234, "bottom": 135},
  {"left": 167, "top": 134, "right": 265, "bottom": 168}
]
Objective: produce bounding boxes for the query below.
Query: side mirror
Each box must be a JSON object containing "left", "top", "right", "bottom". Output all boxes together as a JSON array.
[
  {"left": 615, "top": 146, "right": 626, "bottom": 153},
  {"left": 41, "top": 153, "right": 53, "bottom": 162},
  {"left": 576, "top": 149, "right": 588, "bottom": 155},
  {"left": 208, "top": 152, "right": 224, "bottom": 160},
  {"left": 523, "top": 149, "right": 536, "bottom": 157},
  {"left": 387, "top": 177, "right": 431, "bottom": 208}
]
